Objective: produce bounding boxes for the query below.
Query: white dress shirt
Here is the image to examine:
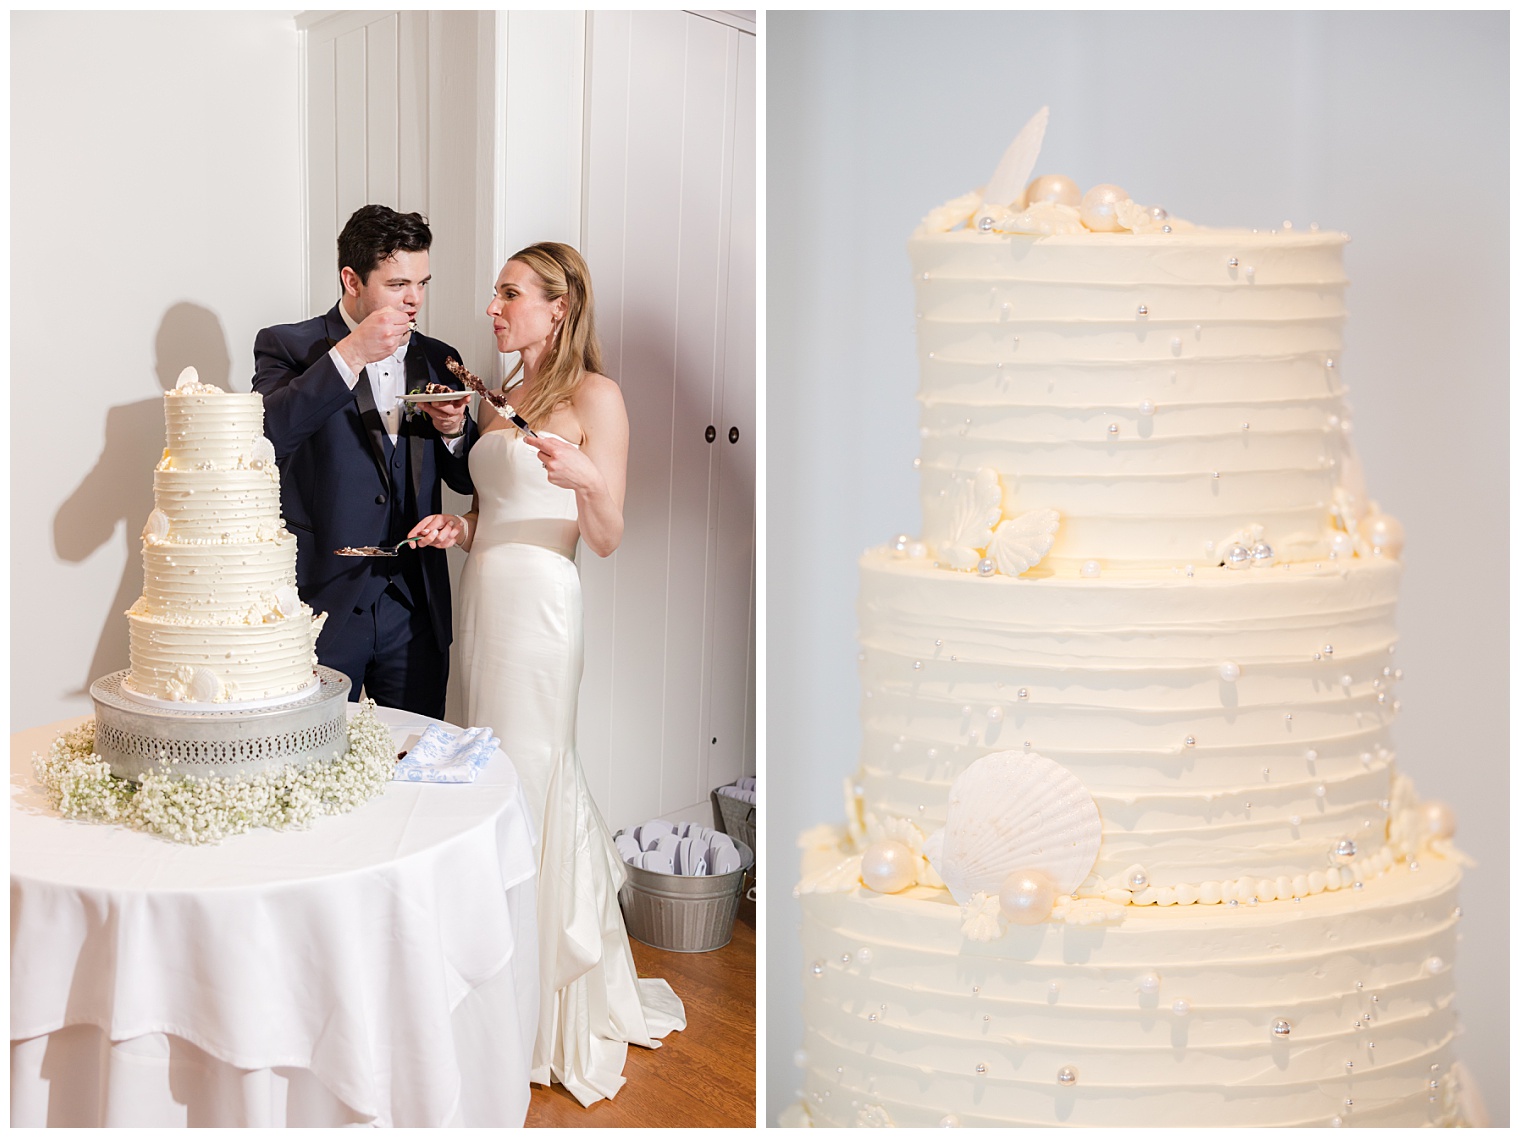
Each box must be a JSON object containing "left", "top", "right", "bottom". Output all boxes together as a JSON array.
[{"left": 328, "top": 304, "right": 465, "bottom": 453}]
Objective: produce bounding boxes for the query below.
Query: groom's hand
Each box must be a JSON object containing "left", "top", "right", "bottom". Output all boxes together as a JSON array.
[
  {"left": 419, "top": 396, "right": 469, "bottom": 437},
  {"left": 335, "top": 306, "right": 413, "bottom": 372}
]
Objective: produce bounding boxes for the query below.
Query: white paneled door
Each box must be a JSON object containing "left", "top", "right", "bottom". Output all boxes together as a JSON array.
[
  {"left": 300, "top": 9, "right": 755, "bottom": 836},
  {"left": 579, "top": 11, "right": 756, "bottom": 834}
]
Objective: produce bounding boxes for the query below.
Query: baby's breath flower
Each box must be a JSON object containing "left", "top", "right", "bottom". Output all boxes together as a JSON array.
[{"left": 31, "top": 700, "right": 393, "bottom": 845}]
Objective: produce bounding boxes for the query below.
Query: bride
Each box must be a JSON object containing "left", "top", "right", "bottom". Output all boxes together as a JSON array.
[{"left": 410, "top": 242, "right": 685, "bottom": 1106}]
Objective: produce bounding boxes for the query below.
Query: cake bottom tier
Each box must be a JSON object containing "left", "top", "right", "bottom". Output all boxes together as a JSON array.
[
  {"left": 126, "top": 608, "right": 318, "bottom": 703},
  {"left": 794, "top": 837, "right": 1464, "bottom": 1128}
]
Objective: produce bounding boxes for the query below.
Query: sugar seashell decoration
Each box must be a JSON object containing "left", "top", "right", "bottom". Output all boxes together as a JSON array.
[
  {"left": 939, "top": 468, "right": 1062, "bottom": 578},
  {"left": 175, "top": 365, "right": 200, "bottom": 389},
  {"left": 187, "top": 666, "right": 224, "bottom": 702},
  {"left": 273, "top": 585, "right": 301, "bottom": 619},
  {"left": 251, "top": 437, "right": 276, "bottom": 466},
  {"left": 923, "top": 750, "right": 1103, "bottom": 906},
  {"left": 988, "top": 508, "right": 1060, "bottom": 577},
  {"left": 142, "top": 508, "right": 170, "bottom": 545},
  {"left": 940, "top": 468, "right": 1003, "bottom": 570},
  {"left": 980, "top": 105, "right": 1049, "bottom": 211}
]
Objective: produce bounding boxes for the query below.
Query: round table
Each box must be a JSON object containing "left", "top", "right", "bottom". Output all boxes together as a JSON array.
[{"left": 10, "top": 704, "right": 540, "bottom": 1127}]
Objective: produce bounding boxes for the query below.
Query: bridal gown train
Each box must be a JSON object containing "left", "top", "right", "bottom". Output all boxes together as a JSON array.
[{"left": 456, "top": 428, "right": 685, "bottom": 1107}]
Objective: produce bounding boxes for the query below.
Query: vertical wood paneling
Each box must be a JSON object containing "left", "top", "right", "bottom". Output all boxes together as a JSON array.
[
  {"left": 707, "top": 28, "right": 757, "bottom": 791},
  {"left": 396, "top": 11, "right": 428, "bottom": 213},
  {"left": 582, "top": 11, "right": 755, "bottom": 833},
  {"left": 578, "top": 10, "right": 633, "bottom": 814},
  {"left": 364, "top": 14, "right": 399, "bottom": 209},
  {"left": 306, "top": 36, "right": 338, "bottom": 311},
  {"left": 664, "top": 13, "right": 732, "bottom": 813},
  {"left": 603, "top": 9, "right": 688, "bottom": 832},
  {"left": 333, "top": 28, "right": 368, "bottom": 225}
]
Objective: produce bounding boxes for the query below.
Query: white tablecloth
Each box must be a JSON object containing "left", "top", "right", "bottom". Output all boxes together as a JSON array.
[{"left": 10, "top": 705, "right": 540, "bottom": 1127}]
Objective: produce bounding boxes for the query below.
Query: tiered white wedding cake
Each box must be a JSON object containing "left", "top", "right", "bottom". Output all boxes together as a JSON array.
[
  {"left": 790, "top": 118, "right": 1469, "bottom": 1128},
  {"left": 123, "top": 371, "right": 325, "bottom": 705}
]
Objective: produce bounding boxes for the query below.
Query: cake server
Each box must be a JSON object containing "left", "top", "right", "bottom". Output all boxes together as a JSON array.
[{"left": 334, "top": 536, "right": 423, "bottom": 558}]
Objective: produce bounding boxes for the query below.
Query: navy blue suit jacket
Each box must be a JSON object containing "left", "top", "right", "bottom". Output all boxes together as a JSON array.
[{"left": 252, "top": 304, "right": 476, "bottom": 656}]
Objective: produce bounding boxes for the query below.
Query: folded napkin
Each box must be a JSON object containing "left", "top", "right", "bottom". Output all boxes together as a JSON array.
[
  {"left": 717, "top": 783, "right": 757, "bottom": 805},
  {"left": 393, "top": 724, "right": 499, "bottom": 783}
]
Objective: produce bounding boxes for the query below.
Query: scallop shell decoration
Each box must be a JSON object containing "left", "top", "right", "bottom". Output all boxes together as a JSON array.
[
  {"left": 988, "top": 508, "right": 1060, "bottom": 576},
  {"left": 922, "top": 750, "right": 1103, "bottom": 904},
  {"left": 142, "top": 508, "right": 170, "bottom": 545},
  {"left": 273, "top": 584, "right": 300, "bottom": 619},
  {"left": 186, "top": 666, "right": 224, "bottom": 702},
  {"left": 251, "top": 437, "right": 276, "bottom": 466},
  {"left": 939, "top": 467, "right": 1003, "bottom": 570},
  {"left": 175, "top": 365, "right": 200, "bottom": 389}
]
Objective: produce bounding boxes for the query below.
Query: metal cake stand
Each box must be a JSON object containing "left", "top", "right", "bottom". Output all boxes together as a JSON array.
[{"left": 89, "top": 667, "right": 352, "bottom": 782}]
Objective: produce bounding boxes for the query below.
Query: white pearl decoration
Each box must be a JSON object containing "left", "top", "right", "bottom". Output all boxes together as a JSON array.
[
  {"left": 998, "top": 868, "right": 1057, "bottom": 925},
  {"left": 1423, "top": 800, "right": 1457, "bottom": 840},
  {"left": 1078, "top": 184, "right": 1127, "bottom": 232},
  {"left": 1139, "top": 399, "right": 1156, "bottom": 415},
  {"left": 1364, "top": 513, "right": 1405, "bottom": 557},
  {"left": 860, "top": 839, "right": 917, "bottom": 894},
  {"left": 1138, "top": 971, "right": 1161, "bottom": 995},
  {"left": 986, "top": 706, "right": 1004, "bottom": 722},
  {"left": 1272, "top": 1018, "right": 1292, "bottom": 1037},
  {"left": 1056, "top": 1065, "right": 1078, "bottom": 1086},
  {"left": 1024, "top": 173, "right": 1081, "bottom": 207},
  {"left": 1218, "top": 661, "right": 1241, "bottom": 682},
  {"left": 1172, "top": 999, "right": 1191, "bottom": 1016},
  {"left": 1080, "top": 560, "right": 1101, "bottom": 578}
]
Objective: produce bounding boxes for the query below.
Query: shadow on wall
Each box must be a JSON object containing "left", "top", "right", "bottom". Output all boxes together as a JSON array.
[{"left": 53, "top": 302, "right": 231, "bottom": 694}]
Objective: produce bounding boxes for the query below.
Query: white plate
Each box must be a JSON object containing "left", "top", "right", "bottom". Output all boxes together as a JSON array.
[{"left": 400, "top": 390, "right": 471, "bottom": 404}]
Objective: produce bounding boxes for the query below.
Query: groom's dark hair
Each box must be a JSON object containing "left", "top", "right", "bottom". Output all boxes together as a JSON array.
[{"left": 338, "top": 205, "right": 433, "bottom": 284}]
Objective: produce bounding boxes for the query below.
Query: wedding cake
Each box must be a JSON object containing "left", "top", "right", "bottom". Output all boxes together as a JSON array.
[
  {"left": 789, "top": 118, "right": 1469, "bottom": 1128},
  {"left": 122, "top": 371, "right": 325, "bottom": 705}
]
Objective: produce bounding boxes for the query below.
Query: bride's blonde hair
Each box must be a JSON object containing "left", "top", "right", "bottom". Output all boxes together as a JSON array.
[{"left": 504, "top": 242, "right": 605, "bottom": 427}]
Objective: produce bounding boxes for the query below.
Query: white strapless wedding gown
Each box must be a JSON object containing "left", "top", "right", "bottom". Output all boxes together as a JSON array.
[{"left": 456, "top": 428, "right": 685, "bottom": 1107}]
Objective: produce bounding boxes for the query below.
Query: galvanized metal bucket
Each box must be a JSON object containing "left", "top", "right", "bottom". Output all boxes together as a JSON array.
[
  {"left": 616, "top": 837, "right": 754, "bottom": 953},
  {"left": 710, "top": 783, "right": 757, "bottom": 861}
]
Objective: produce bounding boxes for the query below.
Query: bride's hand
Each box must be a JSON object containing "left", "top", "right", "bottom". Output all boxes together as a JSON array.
[
  {"left": 408, "top": 513, "right": 468, "bottom": 549},
  {"left": 524, "top": 434, "right": 599, "bottom": 493}
]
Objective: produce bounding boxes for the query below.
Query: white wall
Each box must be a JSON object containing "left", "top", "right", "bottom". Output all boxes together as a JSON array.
[
  {"left": 767, "top": 10, "right": 1508, "bottom": 1124},
  {"left": 11, "top": 11, "right": 304, "bottom": 728}
]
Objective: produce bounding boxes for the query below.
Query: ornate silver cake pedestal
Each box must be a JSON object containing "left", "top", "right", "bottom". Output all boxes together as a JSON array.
[{"left": 89, "top": 667, "right": 352, "bottom": 782}]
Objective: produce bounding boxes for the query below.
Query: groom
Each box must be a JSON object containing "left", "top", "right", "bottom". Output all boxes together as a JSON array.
[{"left": 253, "top": 204, "right": 474, "bottom": 718}]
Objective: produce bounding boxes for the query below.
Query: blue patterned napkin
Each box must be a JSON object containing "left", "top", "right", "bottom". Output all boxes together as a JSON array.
[{"left": 393, "top": 724, "right": 498, "bottom": 783}]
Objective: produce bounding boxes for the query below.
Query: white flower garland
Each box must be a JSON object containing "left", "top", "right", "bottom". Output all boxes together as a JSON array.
[{"left": 32, "top": 700, "right": 395, "bottom": 845}]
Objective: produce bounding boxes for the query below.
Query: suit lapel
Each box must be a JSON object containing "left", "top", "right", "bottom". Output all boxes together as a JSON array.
[
  {"left": 322, "top": 303, "right": 392, "bottom": 490},
  {"left": 352, "top": 374, "right": 392, "bottom": 491}
]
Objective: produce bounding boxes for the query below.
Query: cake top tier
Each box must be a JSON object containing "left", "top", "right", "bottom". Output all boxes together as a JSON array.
[
  {"left": 905, "top": 123, "right": 1392, "bottom": 575},
  {"left": 159, "top": 369, "right": 271, "bottom": 472}
]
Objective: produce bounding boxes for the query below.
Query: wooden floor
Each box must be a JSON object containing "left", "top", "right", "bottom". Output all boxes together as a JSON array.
[{"left": 526, "top": 896, "right": 756, "bottom": 1127}]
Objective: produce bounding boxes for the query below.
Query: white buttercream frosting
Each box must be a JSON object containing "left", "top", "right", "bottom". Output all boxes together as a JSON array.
[
  {"left": 124, "top": 388, "right": 320, "bottom": 703},
  {"left": 793, "top": 171, "right": 1466, "bottom": 1127},
  {"left": 797, "top": 834, "right": 1463, "bottom": 1128},
  {"left": 911, "top": 227, "right": 1355, "bottom": 568}
]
